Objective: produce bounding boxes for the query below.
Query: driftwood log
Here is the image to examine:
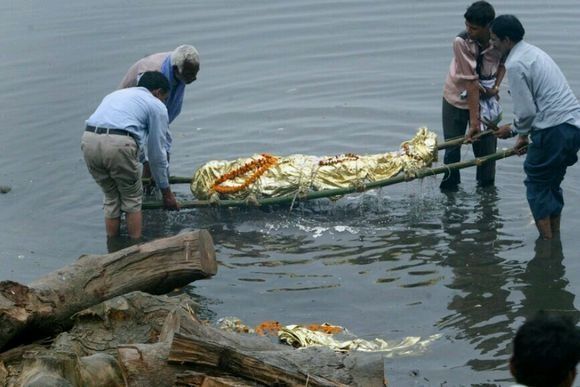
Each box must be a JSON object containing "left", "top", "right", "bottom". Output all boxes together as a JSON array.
[
  {"left": 0, "top": 230, "right": 217, "bottom": 352},
  {"left": 1, "top": 292, "right": 385, "bottom": 386}
]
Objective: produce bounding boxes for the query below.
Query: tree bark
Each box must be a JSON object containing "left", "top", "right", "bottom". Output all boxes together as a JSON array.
[
  {"left": 0, "top": 230, "right": 217, "bottom": 351},
  {"left": 169, "top": 332, "right": 343, "bottom": 386}
]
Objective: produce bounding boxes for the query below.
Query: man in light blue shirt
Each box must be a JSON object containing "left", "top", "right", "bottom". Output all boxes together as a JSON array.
[
  {"left": 82, "top": 71, "right": 179, "bottom": 242},
  {"left": 491, "top": 15, "right": 580, "bottom": 240}
]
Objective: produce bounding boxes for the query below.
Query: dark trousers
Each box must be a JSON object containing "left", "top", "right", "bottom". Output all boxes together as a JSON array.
[
  {"left": 440, "top": 98, "right": 497, "bottom": 188},
  {"left": 524, "top": 123, "right": 580, "bottom": 220}
]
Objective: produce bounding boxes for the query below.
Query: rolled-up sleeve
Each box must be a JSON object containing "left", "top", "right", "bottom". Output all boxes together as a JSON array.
[
  {"left": 147, "top": 106, "right": 171, "bottom": 189},
  {"left": 453, "top": 37, "right": 478, "bottom": 81},
  {"left": 508, "top": 62, "right": 536, "bottom": 135}
]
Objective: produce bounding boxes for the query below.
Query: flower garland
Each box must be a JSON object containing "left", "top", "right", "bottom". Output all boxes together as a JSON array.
[
  {"left": 318, "top": 152, "right": 359, "bottom": 166},
  {"left": 212, "top": 153, "right": 278, "bottom": 194}
]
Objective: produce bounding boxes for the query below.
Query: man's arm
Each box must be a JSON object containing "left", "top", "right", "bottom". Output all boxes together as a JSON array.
[
  {"left": 147, "top": 104, "right": 179, "bottom": 210},
  {"left": 451, "top": 37, "right": 481, "bottom": 142},
  {"left": 465, "top": 79, "right": 481, "bottom": 141},
  {"left": 508, "top": 62, "right": 536, "bottom": 135}
]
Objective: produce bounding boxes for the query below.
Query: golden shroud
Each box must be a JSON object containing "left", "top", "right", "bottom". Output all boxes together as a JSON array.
[{"left": 191, "top": 127, "right": 438, "bottom": 201}]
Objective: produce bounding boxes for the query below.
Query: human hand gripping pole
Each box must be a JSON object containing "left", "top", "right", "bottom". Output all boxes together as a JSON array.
[
  {"left": 481, "top": 118, "right": 528, "bottom": 155},
  {"left": 513, "top": 135, "right": 529, "bottom": 156},
  {"left": 484, "top": 119, "right": 513, "bottom": 140}
]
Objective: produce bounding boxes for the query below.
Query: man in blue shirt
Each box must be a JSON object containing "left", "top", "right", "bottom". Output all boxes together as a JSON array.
[
  {"left": 82, "top": 71, "right": 179, "bottom": 241},
  {"left": 491, "top": 15, "right": 580, "bottom": 240}
]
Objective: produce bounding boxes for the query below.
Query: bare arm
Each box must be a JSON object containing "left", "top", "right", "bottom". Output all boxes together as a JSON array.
[{"left": 465, "top": 79, "right": 481, "bottom": 142}]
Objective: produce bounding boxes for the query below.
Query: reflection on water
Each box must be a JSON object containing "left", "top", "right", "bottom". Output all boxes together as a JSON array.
[
  {"left": 516, "top": 237, "right": 579, "bottom": 323},
  {"left": 438, "top": 187, "right": 518, "bottom": 372}
]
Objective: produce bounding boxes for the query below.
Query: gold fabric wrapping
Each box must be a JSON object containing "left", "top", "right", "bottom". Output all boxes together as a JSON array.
[{"left": 191, "top": 127, "right": 438, "bottom": 200}]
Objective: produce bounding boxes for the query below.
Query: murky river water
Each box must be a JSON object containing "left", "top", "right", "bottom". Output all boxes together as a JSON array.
[{"left": 2, "top": 0, "right": 580, "bottom": 384}]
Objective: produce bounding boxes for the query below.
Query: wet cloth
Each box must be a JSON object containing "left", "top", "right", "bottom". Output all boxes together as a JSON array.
[
  {"left": 479, "top": 78, "right": 502, "bottom": 130},
  {"left": 524, "top": 123, "right": 580, "bottom": 220},
  {"left": 191, "top": 127, "right": 438, "bottom": 200},
  {"left": 215, "top": 317, "right": 441, "bottom": 356},
  {"left": 278, "top": 325, "right": 441, "bottom": 356}
]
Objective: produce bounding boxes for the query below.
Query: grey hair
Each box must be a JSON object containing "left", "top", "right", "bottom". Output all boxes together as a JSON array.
[{"left": 170, "top": 45, "right": 200, "bottom": 73}]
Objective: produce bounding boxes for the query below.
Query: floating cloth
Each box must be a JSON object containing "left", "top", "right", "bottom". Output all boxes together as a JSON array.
[
  {"left": 216, "top": 317, "right": 440, "bottom": 356},
  {"left": 278, "top": 324, "right": 441, "bottom": 356},
  {"left": 191, "top": 127, "right": 438, "bottom": 200}
]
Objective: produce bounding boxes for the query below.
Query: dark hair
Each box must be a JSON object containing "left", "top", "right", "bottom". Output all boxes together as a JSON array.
[
  {"left": 137, "top": 71, "right": 170, "bottom": 93},
  {"left": 490, "top": 14, "right": 525, "bottom": 42},
  {"left": 464, "top": 1, "right": 495, "bottom": 27},
  {"left": 511, "top": 311, "right": 580, "bottom": 386}
]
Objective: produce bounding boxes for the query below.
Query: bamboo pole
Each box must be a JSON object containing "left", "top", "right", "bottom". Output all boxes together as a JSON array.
[
  {"left": 436, "top": 129, "right": 493, "bottom": 150},
  {"left": 142, "top": 146, "right": 520, "bottom": 210}
]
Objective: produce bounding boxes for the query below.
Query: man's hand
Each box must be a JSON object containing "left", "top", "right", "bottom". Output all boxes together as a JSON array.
[
  {"left": 493, "top": 124, "right": 514, "bottom": 139},
  {"left": 514, "top": 135, "right": 529, "bottom": 156},
  {"left": 161, "top": 188, "right": 180, "bottom": 211},
  {"left": 465, "top": 125, "right": 480, "bottom": 143}
]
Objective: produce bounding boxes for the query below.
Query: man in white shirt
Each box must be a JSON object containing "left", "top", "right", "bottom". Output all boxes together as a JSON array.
[{"left": 491, "top": 15, "right": 580, "bottom": 240}]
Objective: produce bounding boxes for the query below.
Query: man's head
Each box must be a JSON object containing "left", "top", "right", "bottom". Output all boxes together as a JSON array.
[
  {"left": 137, "top": 71, "right": 170, "bottom": 102},
  {"left": 510, "top": 311, "right": 580, "bottom": 387},
  {"left": 464, "top": 1, "right": 495, "bottom": 41},
  {"left": 171, "top": 45, "right": 200, "bottom": 85},
  {"left": 489, "top": 14, "right": 525, "bottom": 56}
]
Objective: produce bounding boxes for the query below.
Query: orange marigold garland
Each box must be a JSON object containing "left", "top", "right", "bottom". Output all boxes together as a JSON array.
[
  {"left": 212, "top": 153, "right": 278, "bottom": 194},
  {"left": 318, "top": 152, "right": 359, "bottom": 166}
]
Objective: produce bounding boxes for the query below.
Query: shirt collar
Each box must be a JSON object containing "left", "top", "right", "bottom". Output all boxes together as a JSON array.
[{"left": 506, "top": 40, "right": 526, "bottom": 64}]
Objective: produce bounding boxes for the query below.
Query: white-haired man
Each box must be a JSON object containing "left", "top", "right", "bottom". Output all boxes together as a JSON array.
[
  {"left": 120, "top": 45, "right": 199, "bottom": 123},
  {"left": 119, "top": 45, "right": 200, "bottom": 187}
]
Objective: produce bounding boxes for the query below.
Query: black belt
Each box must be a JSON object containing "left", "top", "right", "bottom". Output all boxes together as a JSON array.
[{"left": 85, "top": 125, "right": 137, "bottom": 142}]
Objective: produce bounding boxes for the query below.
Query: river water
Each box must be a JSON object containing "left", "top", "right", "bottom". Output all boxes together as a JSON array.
[{"left": 1, "top": 0, "right": 580, "bottom": 385}]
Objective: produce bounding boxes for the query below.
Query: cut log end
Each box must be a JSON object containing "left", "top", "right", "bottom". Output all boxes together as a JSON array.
[{"left": 195, "top": 230, "right": 217, "bottom": 276}]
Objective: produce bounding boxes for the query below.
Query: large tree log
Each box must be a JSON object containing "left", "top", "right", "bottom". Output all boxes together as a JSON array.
[
  {"left": 0, "top": 230, "right": 217, "bottom": 351},
  {"left": 2, "top": 292, "right": 385, "bottom": 386}
]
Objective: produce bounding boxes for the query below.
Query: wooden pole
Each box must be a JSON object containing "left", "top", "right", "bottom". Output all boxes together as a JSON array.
[
  {"left": 142, "top": 146, "right": 519, "bottom": 209},
  {"left": 436, "top": 129, "right": 493, "bottom": 150}
]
